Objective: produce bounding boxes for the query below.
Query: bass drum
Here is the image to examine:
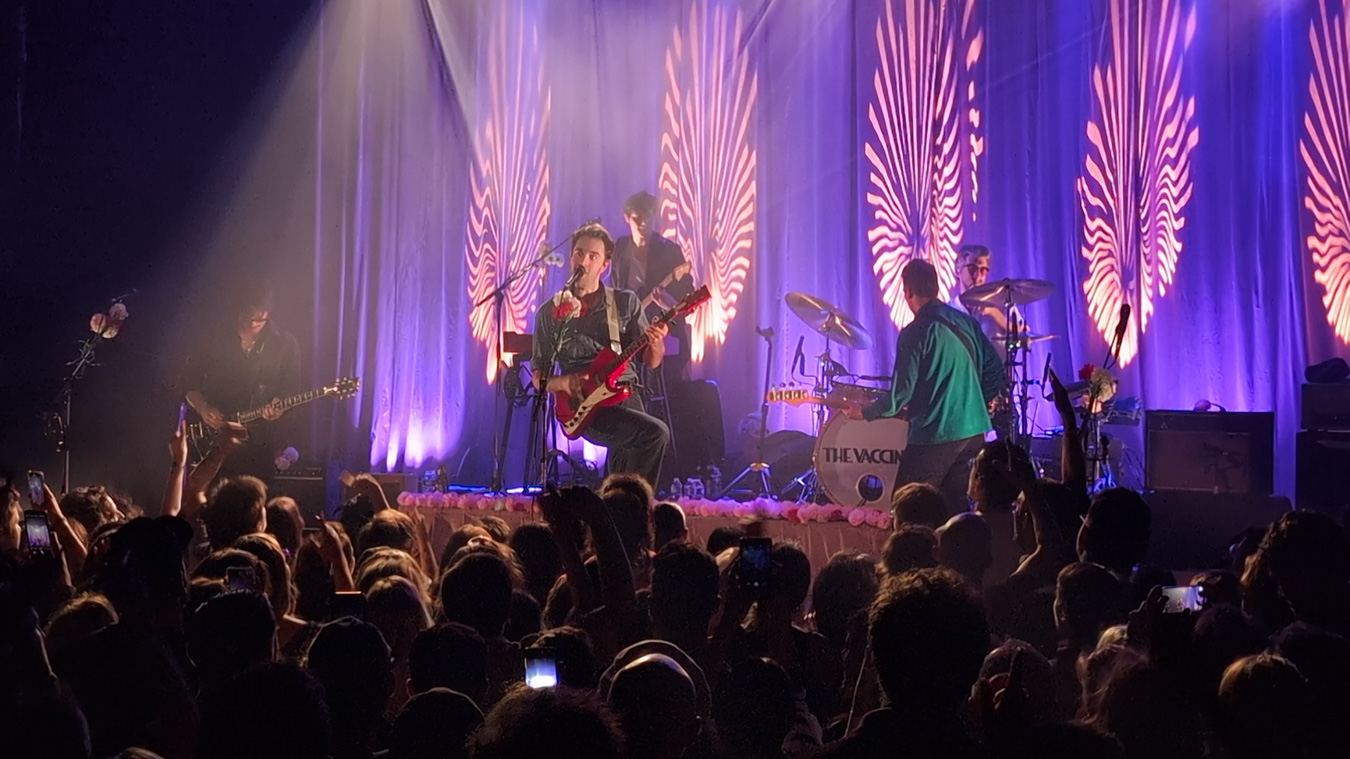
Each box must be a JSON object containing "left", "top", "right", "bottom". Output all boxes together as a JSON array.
[{"left": 814, "top": 415, "right": 909, "bottom": 508}]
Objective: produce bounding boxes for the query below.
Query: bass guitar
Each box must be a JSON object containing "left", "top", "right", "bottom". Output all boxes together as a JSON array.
[
  {"left": 639, "top": 262, "right": 693, "bottom": 310},
  {"left": 552, "top": 286, "right": 710, "bottom": 439},
  {"left": 187, "top": 376, "right": 360, "bottom": 460}
]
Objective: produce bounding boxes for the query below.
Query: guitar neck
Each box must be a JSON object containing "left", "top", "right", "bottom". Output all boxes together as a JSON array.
[
  {"left": 235, "top": 388, "right": 327, "bottom": 424},
  {"left": 640, "top": 270, "right": 682, "bottom": 308}
]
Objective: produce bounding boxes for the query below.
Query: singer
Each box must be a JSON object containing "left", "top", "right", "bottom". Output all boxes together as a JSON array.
[{"left": 532, "top": 222, "right": 671, "bottom": 489}]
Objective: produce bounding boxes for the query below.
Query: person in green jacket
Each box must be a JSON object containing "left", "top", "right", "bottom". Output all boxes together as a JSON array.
[{"left": 846, "top": 259, "right": 1005, "bottom": 514}]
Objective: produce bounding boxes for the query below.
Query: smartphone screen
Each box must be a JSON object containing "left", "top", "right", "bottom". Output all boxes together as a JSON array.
[
  {"left": 739, "top": 537, "right": 772, "bottom": 591},
  {"left": 226, "top": 566, "right": 259, "bottom": 593},
  {"left": 177, "top": 402, "right": 188, "bottom": 427},
  {"left": 1161, "top": 585, "right": 1204, "bottom": 613},
  {"left": 524, "top": 648, "right": 559, "bottom": 689},
  {"left": 27, "top": 470, "right": 45, "bottom": 505},
  {"left": 23, "top": 510, "right": 53, "bottom": 552},
  {"left": 330, "top": 590, "right": 365, "bottom": 620}
]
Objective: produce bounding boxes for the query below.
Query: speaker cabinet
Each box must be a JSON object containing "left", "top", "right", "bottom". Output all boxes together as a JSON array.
[
  {"left": 668, "top": 379, "right": 726, "bottom": 478},
  {"left": 1297, "top": 430, "right": 1350, "bottom": 513},
  {"left": 1145, "top": 411, "right": 1274, "bottom": 496}
]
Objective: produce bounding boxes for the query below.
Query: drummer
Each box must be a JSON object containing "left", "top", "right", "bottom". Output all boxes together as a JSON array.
[{"left": 955, "top": 244, "right": 1025, "bottom": 346}]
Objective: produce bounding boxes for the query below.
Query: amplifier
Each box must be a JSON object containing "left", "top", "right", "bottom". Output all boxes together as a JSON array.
[
  {"left": 1145, "top": 411, "right": 1274, "bottom": 496},
  {"left": 1302, "top": 382, "right": 1350, "bottom": 430},
  {"left": 1297, "top": 430, "right": 1350, "bottom": 513}
]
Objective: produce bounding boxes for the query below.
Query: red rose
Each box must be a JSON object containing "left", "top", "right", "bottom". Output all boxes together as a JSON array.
[{"left": 1078, "top": 364, "right": 1096, "bottom": 382}]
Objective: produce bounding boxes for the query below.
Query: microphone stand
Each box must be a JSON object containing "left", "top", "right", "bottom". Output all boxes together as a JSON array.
[
  {"left": 718, "top": 327, "right": 777, "bottom": 499},
  {"left": 478, "top": 238, "right": 569, "bottom": 494}
]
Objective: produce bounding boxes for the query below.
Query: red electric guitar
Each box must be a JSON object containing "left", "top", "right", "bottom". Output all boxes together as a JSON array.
[{"left": 552, "top": 286, "right": 710, "bottom": 439}]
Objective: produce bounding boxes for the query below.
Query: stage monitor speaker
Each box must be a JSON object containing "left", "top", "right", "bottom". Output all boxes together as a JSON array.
[
  {"left": 1302, "top": 382, "right": 1350, "bottom": 430},
  {"left": 1144, "top": 489, "right": 1291, "bottom": 570},
  {"left": 270, "top": 474, "right": 328, "bottom": 521},
  {"left": 668, "top": 379, "right": 726, "bottom": 479},
  {"left": 1145, "top": 411, "right": 1274, "bottom": 496},
  {"left": 1297, "top": 430, "right": 1350, "bottom": 513}
]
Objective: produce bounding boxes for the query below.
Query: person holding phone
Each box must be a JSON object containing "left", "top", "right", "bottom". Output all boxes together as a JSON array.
[{"left": 180, "top": 279, "right": 301, "bottom": 481}]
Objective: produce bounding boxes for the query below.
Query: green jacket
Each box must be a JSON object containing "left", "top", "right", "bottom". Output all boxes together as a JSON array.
[{"left": 863, "top": 299, "right": 1005, "bottom": 445}]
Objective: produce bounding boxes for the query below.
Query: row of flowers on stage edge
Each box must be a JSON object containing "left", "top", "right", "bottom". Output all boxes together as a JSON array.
[{"left": 394, "top": 491, "right": 895, "bottom": 530}]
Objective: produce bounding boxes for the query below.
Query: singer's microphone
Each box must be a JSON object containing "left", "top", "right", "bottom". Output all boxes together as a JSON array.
[
  {"left": 1114, "top": 302, "right": 1132, "bottom": 342},
  {"left": 564, "top": 265, "right": 585, "bottom": 292},
  {"left": 792, "top": 336, "right": 805, "bottom": 376}
]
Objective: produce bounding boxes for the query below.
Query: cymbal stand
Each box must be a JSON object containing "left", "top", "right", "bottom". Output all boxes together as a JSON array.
[
  {"left": 792, "top": 336, "right": 846, "bottom": 503},
  {"left": 718, "top": 327, "right": 777, "bottom": 499}
]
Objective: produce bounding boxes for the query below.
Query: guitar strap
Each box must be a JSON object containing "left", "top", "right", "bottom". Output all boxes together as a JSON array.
[{"left": 604, "top": 287, "right": 622, "bottom": 353}]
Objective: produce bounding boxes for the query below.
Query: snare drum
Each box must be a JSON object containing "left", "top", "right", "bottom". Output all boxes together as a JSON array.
[{"left": 813, "top": 414, "right": 909, "bottom": 508}]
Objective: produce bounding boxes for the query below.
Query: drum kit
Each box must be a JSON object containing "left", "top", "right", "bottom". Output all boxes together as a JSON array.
[{"left": 738, "top": 277, "right": 1059, "bottom": 509}]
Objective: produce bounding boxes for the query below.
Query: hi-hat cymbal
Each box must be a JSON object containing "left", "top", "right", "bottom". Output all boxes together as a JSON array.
[
  {"left": 785, "top": 291, "right": 873, "bottom": 350},
  {"left": 960, "top": 278, "right": 1057, "bottom": 307}
]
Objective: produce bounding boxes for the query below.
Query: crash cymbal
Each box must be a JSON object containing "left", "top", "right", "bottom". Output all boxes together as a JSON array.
[
  {"left": 785, "top": 291, "right": 873, "bottom": 350},
  {"left": 960, "top": 278, "right": 1057, "bottom": 307}
]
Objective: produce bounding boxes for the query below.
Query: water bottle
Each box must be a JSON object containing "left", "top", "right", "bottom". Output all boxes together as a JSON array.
[
  {"left": 687, "top": 477, "right": 705, "bottom": 499},
  {"left": 708, "top": 466, "right": 723, "bottom": 497},
  {"left": 669, "top": 478, "right": 683, "bottom": 500}
]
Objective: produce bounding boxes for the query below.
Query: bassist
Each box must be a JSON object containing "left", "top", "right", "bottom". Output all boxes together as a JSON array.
[
  {"left": 181, "top": 279, "right": 301, "bottom": 480},
  {"left": 532, "top": 223, "right": 670, "bottom": 489}
]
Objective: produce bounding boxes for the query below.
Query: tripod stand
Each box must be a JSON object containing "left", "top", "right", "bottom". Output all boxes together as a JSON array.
[{"left": 718, "top": 327, "right": 776, "bottom": 498}]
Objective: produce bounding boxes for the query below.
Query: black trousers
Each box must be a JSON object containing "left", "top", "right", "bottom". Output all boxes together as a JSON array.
[
  {"left": 582, "top": 395, "right": 671, "bottom": 490},
  {"left": 893, "top": 434, "right": 985, "bottom": 517}
]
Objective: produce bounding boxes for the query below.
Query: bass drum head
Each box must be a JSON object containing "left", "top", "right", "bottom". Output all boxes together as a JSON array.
[{"left": 814, "top": 415, "right": 909, "bottom": 508}]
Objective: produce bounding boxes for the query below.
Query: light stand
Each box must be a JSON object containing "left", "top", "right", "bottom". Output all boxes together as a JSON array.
[{"left": 718, "top": 326, "right": 777, "bottom": 499}]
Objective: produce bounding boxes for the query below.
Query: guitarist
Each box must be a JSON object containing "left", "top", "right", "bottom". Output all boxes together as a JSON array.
[
  {"left": 612, "top": 191, "right": 693, "bottom": 383},
  {"left": 532, "top": 223, "right": 671, "bottom": 490},
  {"left": 181, "top": 279, "right": 301, "bottom": 480}
]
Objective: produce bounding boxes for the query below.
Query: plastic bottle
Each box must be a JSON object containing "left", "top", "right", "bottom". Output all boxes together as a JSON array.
[
  {"left": 669, "top": 478, "right": 683, "bottom": 500},
  {"left": 708, "top": 466, "right": 723, "bottom": 497},
  {"left": 687, "top": 477, "right": 705, "bottom": 499}
]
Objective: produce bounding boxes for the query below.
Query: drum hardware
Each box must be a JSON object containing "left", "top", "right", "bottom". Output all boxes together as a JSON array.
[{"left": 961, "top": 277, "right": 1058, "bottom": 447}]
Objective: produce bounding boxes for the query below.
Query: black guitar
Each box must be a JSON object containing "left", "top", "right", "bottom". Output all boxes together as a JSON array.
[{"left": 186, "top": 377, "right": 360, "bottom": 462}]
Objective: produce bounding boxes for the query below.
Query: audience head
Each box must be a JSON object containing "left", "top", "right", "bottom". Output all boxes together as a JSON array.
[
  {"left": 356, "top": 547, "right": 431, "bottom": 602},
  {"left": 59, "top": 484, "right": 122, "bottom": 536},
  {"left": 1077, "top": 488, "right": 1151, "bottom": 574},
  {"left": 389, "top": 687, "right": 484, "bottom": 759},
  {"left": 367, "top": 575, "right": 434, "bottom": 660},
  {"left": 200, "top": 662, "right": 330, "bottom": 759},
  {"left": 304, "top": 617, "right": 394, "bottom": 725},
  {"left": 1217, "top": 653, "right": 1315, "bottom": 759},
  {"left": 439, "top": 552, "right": 515, "bottom": 639},
  {"left": 649, "top": 541, "right": 719, "bottom": 641},
  {"left": 706, "top": 526, "right": 744, "bottom": 558},
  {"left": 43, "top": 593, "right": 118, "bottom": 660},
  {"left": 712, "top": 657, "right": 796, "bottom": 758},
  {"left": 868, "top": 568, "right": 989, "bottom": 713},
  {"left": 652, "top": 502, "right": 688, "bottom": 550},
  {"left": 476, "top": 516, "right": 511, "bottom": 544},
  {"left": 505, "top": 588, "right": 542, "bottom": 642},
  {"left": 440, "top": 524, "right": 493, "bottom": 570},
  {"left": 337, "top": 493, "right": 379, "bottom": 546},
  {"left": 527, "top": 627, "right": 598, "bottom": 691},
  {"left": 766, "top": 541, "right": 812, "bottom": 616},
  {"left": 892, "top": 482, "right": 948, "bottom": 529},
  {"left": 409, "top": 623, "right": 490, "bottom": 705},
  {"left": 980, "top": 639, "right": 1059, "bottom": 727},
  {"left": 264, "top": 496, "right": 305, "bottom": 555},
  {"left": 508, "top": 523, "right": 563, "bottom": 604},
  {"left": 293, "top": 535, "right": 352, "bottom": 621},
  {"left": 233, "top": 532, "right": 293, "bottom": 618},
  {"left": 882, "top": 524, "right": 938, "bottom": 576},
  {"left": 599, "top": 474, "right": 654, "bottom": 561},
  {"left": 810, "top": 550, "right": 880, "bottom": 648},
  {"left": 468, "top": 686, "right": 624, "bottom": 759},
  {"left": 202, "top": 476, "right": 267, "bottom": 550},
  {"left": 1054, "top": 562, "right": 1126, "bottom": 649},
  {"left": 935, "top": 512, "right": 993, "bottom": 586},
  {"left": 606, "top": 653, "right": 699, "bottom": 759},
  {"left": 186, "top": 590, "right": 277, "bottom": 689},
  {"left": 1092, "top": 655, "right": 1205, "bottom": 759},
  {"left": 356, "top": 508, "right": 418, "bottom": 560},
  {"left": 969, "top": 439, "right": 1034, "bottom": 511},
  {"left": 1243, "top": 510, "right": 1350, "bottom": 632}
]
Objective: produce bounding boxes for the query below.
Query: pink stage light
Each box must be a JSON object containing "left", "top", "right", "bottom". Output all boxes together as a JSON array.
[
  {"left": 1078, "top": 0, "right": 1199, "bottom": 367},
  {"left": 1304, "top": 0, "right": 1350, "bottom": 344},
  {"left": 863, "top": 0, "right": 983, "bottom": 329},
  {"left": 657, "top": 1, "right": 758, "bottom": 363}
]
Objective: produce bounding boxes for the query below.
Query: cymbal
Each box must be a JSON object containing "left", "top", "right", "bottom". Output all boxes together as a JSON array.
[
  {"left": 785, "top": 292, "right": 873, "bottom": 350},
  {"left": 993, "top": 332, "right": 1058, "bottom": 345},
  {"left": 960, "top": 278, "right": 1056, "bottom": 307}
]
